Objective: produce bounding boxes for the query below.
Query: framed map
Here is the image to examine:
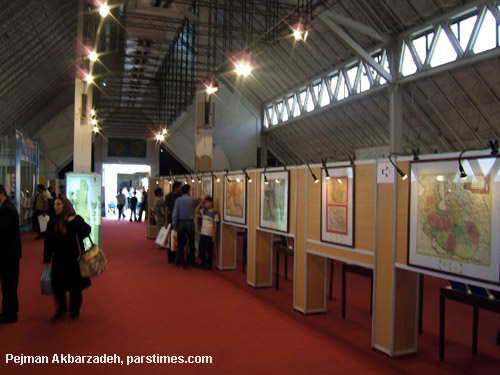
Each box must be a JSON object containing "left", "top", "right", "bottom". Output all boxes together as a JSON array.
[
  {"left": 201, "top": 176, "right": 213, "bottom": 197},
  {"left": 321, "top": 166, "right": 354, "bottom": 247},
  {"left": 408, "top": 156, "right": 500, "bottom": 284},
  {"left": 224, "top": 174, "right": 246, "bottom": 225},
  {"left": 260, "top": 171, "right": 289, "bottom": 232}
]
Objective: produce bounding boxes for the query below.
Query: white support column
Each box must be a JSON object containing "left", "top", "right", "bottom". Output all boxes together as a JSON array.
[
  {"left": 389, "top": 85, "right": 403, "bottom": 154},
  {"left": 388, "top": 45, "right": 403, "bottom": 154},
  {"left": 73, "top": 0, "right": 92, "bottom": 173}
]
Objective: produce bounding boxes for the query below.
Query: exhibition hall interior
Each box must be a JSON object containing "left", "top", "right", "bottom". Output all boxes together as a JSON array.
[{"left": 0, "top": 0, "right": 499, "bottom": 374}]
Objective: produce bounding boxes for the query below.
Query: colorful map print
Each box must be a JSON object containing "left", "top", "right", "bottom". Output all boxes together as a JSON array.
[{"left": 416, "top": 173, "right": 491, "bottom": 267}]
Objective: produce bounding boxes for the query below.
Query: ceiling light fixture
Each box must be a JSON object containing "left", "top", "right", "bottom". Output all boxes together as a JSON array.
[
  {"left": 85, "top": 73, "right": 93, "bottom": 84},
  {"left": 155, "top": 133, "right": 165, "bottom": 142},
  {"left": 99, "top": 2, "right": 110, "bottom": 18},
  {"left": 88, "top": 50, "right": 98, "bottom": 62}
]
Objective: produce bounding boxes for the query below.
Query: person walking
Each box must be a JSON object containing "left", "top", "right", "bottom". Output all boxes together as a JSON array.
[
  {"left": 152, "top": 188, "right": 165, "bottom": 229},
  {"left": 43, "top": 197, "right": 91, "bottom": 321},
  {"left": 172, "top": 184, "right": 204, "bottom": 268},
  {"left": 196, "top": 196, "right": 219, "bottom": 270},
  {"left": 129, "top": 191, "right": 138, "bottom": 222},
  {"left": 164, "top": 182, "right": 182, "bottom": 263},
  {"left": 137, "top": 189, "right": 147, "bottom": 222},
  {"left": 0, "top": 185, "right": 22, "bottom": 324},
  {"left": 33, "top": 184, "right": 48, "bottom": 239},
  {"left": 116, "top": 190, "right": 126, "bottom": 220}
]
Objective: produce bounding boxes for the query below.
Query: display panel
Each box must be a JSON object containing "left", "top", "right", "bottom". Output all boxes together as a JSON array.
[
  {"left": 66, "top": 173, "right": 102, "bottom": 248},
  {"left": 408, "top": 156, "right": 500, "bottom": 284},
  {"left": 321, "top": 166, "right": 354, "bottom": 247},
  {"left": 260, "top": 171, "right": 289, "bottom": 232},
  {"left": 223, "top": 174, "right": 246, "bottom": 225}
]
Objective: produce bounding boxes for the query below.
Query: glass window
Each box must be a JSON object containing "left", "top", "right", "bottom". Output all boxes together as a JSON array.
[
  {"left": 401, "top": 42, "right": 418, "bottom": 76},
  {"left": 451, "top": 13, "right": 477, "bottom": 51},
  {"left": 429, "top": 28, "right": 457, "bottom": 67},
  {"left": 359, "top": 64, "right": 371, "bottom": 92},
  {"left": 413, "top": 30, "right": 434, "bottom": 64},
  {"left": 306, "top": 89, "right": 315, "bottom": 112},
  {"left": 473, "top": 10, "right": 497, "bottom": 54},
  {"left": 337, "top": 74, "right": 348, "bottom": 101}
]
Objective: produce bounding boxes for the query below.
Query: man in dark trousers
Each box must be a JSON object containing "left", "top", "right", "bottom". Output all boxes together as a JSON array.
[
  {"left": 164, "top": 182, "right": 182, "bottom": 263},
  {"left": 0, "top": 184, "right": 22, "bottom": 324},
  {"left": 172, "top": 184, "right": 205, "bottom": 268},
  {"left": 129, "top": 191, "right": 138, "bottom": 222}
]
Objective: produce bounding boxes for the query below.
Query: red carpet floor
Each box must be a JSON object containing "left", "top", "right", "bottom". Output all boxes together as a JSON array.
[{"left": 0, "top": 220, "right": 498, "bottom": 374}]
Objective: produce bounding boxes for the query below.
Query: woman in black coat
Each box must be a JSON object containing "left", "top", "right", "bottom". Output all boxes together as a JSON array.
[{"left": 43, "top": 196, "right": 91, "bottom": 321}]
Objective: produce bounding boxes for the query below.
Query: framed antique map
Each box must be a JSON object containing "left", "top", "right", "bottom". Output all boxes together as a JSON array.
[
  {"left": 224, "top": 174, "right": 246, "bottom": 225},
  {"left": 260, "top": 171, "right": 289, "bottom": 232},
  {"left": 408, "top": 156, "right": 500, "bottom": 284},
  {"left": 201, "top": 176, "right": 213, "bottom": 197},
  {"left": 321, "top": 166, "right": 354, "bottom": 247}
]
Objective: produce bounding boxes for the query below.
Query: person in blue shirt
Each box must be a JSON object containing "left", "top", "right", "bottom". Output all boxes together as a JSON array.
[{"left": 172, "top": 184, "right": 205, "bottom": 268}]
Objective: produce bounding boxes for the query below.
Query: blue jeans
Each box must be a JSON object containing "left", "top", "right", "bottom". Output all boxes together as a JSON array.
[{"left": 175, "top": 220, "right": 195, "bottom": 266}]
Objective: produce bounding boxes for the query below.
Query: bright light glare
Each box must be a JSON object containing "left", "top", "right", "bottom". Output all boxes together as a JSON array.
[
  {"left": 337, "top": 178, "right": 342, "bottom": 184},
  {"left": 275, "top": 179, "right": 280, "bottom": 184},
  {"left": 235, "top": 61, "right": 251, "bottom": 76},
  {"left": 314, "top": 178, "right": 319, "bottom": 184},
  {"left": 90, "top": 109, "right": 96, "bottom": 116},
  {"left": 89, "top": 51, "right": 98, "bottom": 62},
  {"left": 294, "top": 29, "right": 303, "bottom": 40},
  {"left": 85, "top": 73, "right": 93, "bottom": 84},
  {"left": 236, "top": 178, "right": 240, "bottom": 183},
  {"left": 93, "top": 126, "right": 99, "bottom": 133},
  {"left": 436, "top": 175, "right": 444, "bottom": 182},
  {"left": 216, "top": 177, "right": 221, "bottom": 182},
  {"left": 206, "top": 85, "right": 218, "bottom": 95},
  {"left": 402, "top": 174, "right": 408, "bottom": 181},
  {"left": 156, "top": 134, "right": 165, "bottom": 141},
  {"left": 304, "top": 30, "right": 309, "bottom": 41},
  {"left": 99, "top": 3, "right": 109, "bottom": 17},
  {"left": 162, "top": 128, "right": 167, "bottom": 135},
  {"left": 91, "top": 118, "right": 97, "bottom": 125}
]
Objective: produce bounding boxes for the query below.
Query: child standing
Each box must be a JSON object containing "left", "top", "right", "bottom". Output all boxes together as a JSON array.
[{"left": 196, "top": 196, "right": 219, "bottom": 270}]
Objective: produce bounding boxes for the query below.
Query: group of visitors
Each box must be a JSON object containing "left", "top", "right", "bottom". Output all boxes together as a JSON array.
[
  {"left": 0, "top": 183, "right": 88, "bottom": 323},
  {"left": 115, "top": 187, "right": 147, "bottom": 222},
  {"left": 152, "top": 182, "right": 219, "bottom": 270}
]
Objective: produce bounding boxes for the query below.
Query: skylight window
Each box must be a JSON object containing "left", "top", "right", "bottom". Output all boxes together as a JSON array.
[
  {"left": 429, "top": 28, "right": 457, "bottom": 67},
  {"left": 473, "top": 9, "right": 497, "bottom": 54},
  {"left": 401, "top": 43, "right": 418, "bottom": 76},
  {"left": 450, "top": 13, "right": 477, "bottom": 51}
]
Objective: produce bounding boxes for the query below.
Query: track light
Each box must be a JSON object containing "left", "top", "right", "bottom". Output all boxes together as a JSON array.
[
  {"left": 388, "top": 154, "right": 408, "bottom": 181},
  {"left": 162, "top": 128, "right": 168, "bottom": 135},
  {"left": 191, "top": 176, "right": 195, "bottom": 183},
  {"left": 411, "top": 148, "right": 420, "bottom": 161},
  {"left": 91, "top": 118, "right": 97, "bottom": 126},
  {"left": 92, "top": 125, "right": 99, "bottom": 133},
  {"left": 85, "top": 73, "right": 93, "bottom": 84},
  {"left": 155, "top": 133, "right": 165, "bottom": 141},
  {"left": 90, "top": 109, "right": 96, "bottom": 117},
  {"left": 198, "top": 176, "right": 201, "bottom": 184},
  {"left": 246, "top": 172, "right": 252, "bottom": 183},
  {"left": 263, "top": 167, "right": 269, "bottom": 185},
  {"left": 307, "top": 164, "right": 319, "bottom": 184}
]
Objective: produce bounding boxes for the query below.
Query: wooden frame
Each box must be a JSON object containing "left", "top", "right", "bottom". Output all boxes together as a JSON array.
[
  {"left": 260, "top": 170, "right": 290, "bottom": 233},
  {"left": 321, "top": 165, "right": 355, "bottom": 247},
  {"left": 408, "top": 155, "right": 500, "bottom": 284},
  {"left": 223, "top": 174, "right": 246, "bottom": 225}
]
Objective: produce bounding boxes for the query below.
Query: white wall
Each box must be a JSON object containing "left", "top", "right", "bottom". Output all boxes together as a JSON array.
[
  {"left": 94, "top": 136, "right": 160, "bottom": 177},
  {"left": 166, "top": 81, "right": 261, "bottom": 171}
]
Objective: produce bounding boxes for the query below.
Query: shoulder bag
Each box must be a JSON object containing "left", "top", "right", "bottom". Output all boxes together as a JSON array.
[{"left": 76, "top": 234, "right": 108, "bottom": 278}]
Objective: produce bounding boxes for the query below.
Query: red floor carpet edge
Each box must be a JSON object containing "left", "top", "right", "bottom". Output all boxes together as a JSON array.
[{"left": 0, "top": 220, "right": 498, "bottom": 375}]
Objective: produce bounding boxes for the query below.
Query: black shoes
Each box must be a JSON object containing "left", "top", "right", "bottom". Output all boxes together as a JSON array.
[
  {"left": 50, "top": 310, "right": 66, "bottom": 322},
  {"left": 69, "top": 313, "right": 79, "bottom": 320},
  {"left": 0, "top": 315, "right": 18, "bottom": 324}
]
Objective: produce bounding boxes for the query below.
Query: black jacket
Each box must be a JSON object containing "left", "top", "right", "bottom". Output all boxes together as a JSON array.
[
  {"left": 0, "top": 199, "right": 22, "bottom": 260},
  {"left": 43, "top": 215, "right": 91, "bottom": 291}
]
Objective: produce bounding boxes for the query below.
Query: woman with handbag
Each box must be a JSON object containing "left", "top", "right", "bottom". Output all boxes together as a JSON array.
[{"left": 43, "top": 197, "right": 91, "bottom": 321}]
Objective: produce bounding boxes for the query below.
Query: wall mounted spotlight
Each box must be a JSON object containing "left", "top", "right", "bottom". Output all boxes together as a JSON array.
[
  {"left": 388, "top": 153, "right": 408, "bottom": 180},
  {"left": 198, "top": 176, "right": 202, "bottom": 184},
  {"left": 411, "top": 148, "right": 420, "bottom": 161},
  {"left": 489, "top": 140, "right": 499, "bottom": 155},
  {"left": 263, "top": 166, "right": 269, "bottom": 185},
  {"left": 321, "top": 158, "right": 330, "bottom": 180},
  {"left": 307, "top": 164, "right": 319, "bottom": 183}
]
